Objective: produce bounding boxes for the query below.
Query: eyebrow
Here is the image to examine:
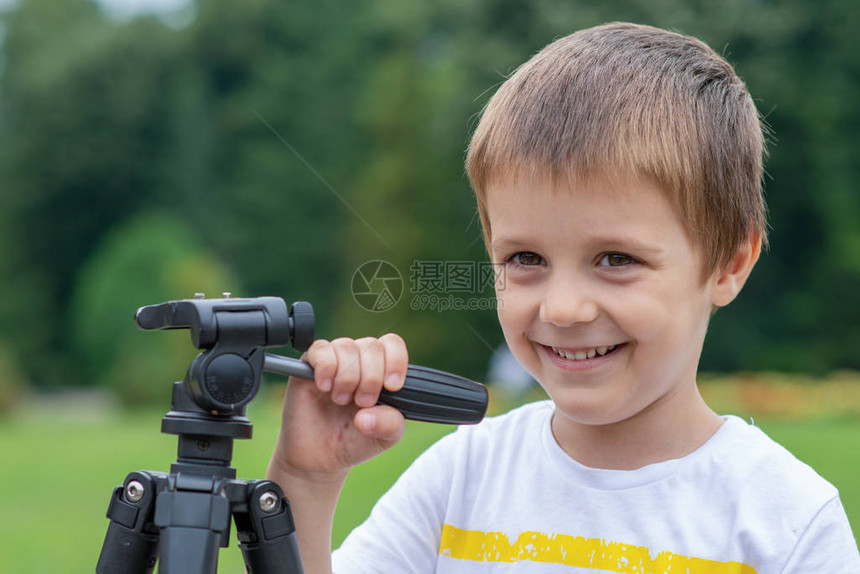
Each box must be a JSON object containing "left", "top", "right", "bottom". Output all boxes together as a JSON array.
[
  {"left": 490, "top": 236, "right": 533, "bottom": 253},
  {"left": 491, "top": 235, "right": 666, "bottom": 255},
  {"left": 583, "top": 235, "right": 666, "bottom": 254}
]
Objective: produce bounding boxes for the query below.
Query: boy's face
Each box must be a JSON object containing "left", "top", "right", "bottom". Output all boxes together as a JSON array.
[{"left": 487, "top": 173, "right": 718, "bottom": 429}]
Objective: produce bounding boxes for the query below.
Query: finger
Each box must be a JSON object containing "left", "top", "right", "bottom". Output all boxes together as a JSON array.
[
  {"left": 379, "top": 333, "right": 408, "bottom": 392},
  {"left": 353, "top": 337, "right": 385, "bottom": 408},
  {"left": 330, "top": 338, "right": 361, "bottom": 405},
  {"left": 354, "top": 405, "right": 406, "bottom": 445},
  {"left": 305, "top": 339, "right": 336, "bottom": 392}
]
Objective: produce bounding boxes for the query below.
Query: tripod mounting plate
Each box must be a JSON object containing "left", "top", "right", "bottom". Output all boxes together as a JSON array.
[{"left": 135, "top": 296, "right": 295, "bottom": 350}]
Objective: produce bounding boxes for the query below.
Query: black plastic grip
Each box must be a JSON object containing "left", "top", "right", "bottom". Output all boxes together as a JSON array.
[
  {"left": 262, "top": 354, "right": 488, "bottom": 425},
  {"left": 380, "top": 365, "right": 488, "bottom": 424}
]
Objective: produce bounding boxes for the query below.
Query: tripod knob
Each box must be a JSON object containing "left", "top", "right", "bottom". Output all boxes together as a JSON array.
[
  {"left": 187, "top": 349, "right": 264, "bottom": 414},
  {"left": 289, "top": 301, "right": 315, "bottom": 353}
]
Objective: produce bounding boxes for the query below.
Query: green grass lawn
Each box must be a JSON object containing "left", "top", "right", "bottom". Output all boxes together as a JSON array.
[
  {"left": 0, "top": 391, "right": 455, "bottom": 574},
  {"left": 1, "top": 393, "right": 858, "bottom": 573}
]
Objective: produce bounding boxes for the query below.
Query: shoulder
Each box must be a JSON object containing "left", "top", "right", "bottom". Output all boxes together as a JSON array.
[
  {"left": 700, "top": 416, "right": 842, "bottom": 543},
  {"left": 716, "top": 418, "right": 860, "bottom": 570},
  {"left": 714, "top": 415, "right": 837, "bottom": 501}
]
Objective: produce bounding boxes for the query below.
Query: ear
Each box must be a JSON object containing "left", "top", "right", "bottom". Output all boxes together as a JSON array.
[{"left": 710, "top": 234, "right": 762, "bottom": 308}]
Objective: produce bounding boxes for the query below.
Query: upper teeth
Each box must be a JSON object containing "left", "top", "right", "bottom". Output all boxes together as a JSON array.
[{"left": 551, "top": 345, "right": 617, "bottom": 360}]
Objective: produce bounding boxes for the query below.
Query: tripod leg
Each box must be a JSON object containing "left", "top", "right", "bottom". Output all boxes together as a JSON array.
[
  {"left": 157, "top": 523, "right": 222, "bottom": 574},
  {"left": 97, "top": 471, "right": 161, "bottom": 574},
  {"left": 153, "top": 474, "right": 232, "bottom": 574},
  {"left": 234, "top": 481, "right": 304, "bottom": 574}
]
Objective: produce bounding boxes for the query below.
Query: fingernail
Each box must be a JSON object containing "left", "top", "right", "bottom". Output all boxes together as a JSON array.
[
  {"left": 319, "top": 378, "right": 332, "bottom": 392},
  {"left": 387, "top": 373, "right": 401, "bottom": 388},
  {"left": 357, "top": 411, "right": 376, "bottom": 430}
]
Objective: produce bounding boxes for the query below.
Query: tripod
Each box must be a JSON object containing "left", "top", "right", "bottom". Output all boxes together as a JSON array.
[{"left": 96, "top": 295, "right": 488, "bottom": 573}]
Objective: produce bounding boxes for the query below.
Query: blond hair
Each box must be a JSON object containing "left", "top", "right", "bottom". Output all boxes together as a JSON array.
[{"left": 466, "top": 22, "right": 768, "bottom": 278}]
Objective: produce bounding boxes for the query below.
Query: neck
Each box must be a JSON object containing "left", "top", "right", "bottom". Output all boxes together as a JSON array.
[{"left": 550, "top": 383, "right": 722, "bottom": 470}]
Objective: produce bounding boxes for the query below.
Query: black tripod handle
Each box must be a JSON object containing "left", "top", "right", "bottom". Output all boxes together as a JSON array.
[{"left": 263, "top": 354, "right": 488, "bottom": 425}]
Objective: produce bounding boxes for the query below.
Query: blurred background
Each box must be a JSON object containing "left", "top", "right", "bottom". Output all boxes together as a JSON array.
[{"left": 0, "top": 0, "right": 857, "bottom": 571}]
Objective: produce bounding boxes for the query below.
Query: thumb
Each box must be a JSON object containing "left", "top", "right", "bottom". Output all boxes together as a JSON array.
[{"left": 354, "top": 405, "right": 406, "bottom": 445}]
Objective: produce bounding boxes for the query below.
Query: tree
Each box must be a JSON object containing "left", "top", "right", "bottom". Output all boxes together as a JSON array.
[{"left": 68, "top": 211, "right": 238, "bottom": 402}]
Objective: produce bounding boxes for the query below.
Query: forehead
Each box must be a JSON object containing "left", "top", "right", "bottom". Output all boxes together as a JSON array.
[{"left": 485, "top": 173, "right": 695, "bottom": 255}]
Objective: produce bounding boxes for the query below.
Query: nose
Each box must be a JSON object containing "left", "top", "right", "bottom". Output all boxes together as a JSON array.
[{"left": 538, "top": 274, "right": 599, "bottom": 327}]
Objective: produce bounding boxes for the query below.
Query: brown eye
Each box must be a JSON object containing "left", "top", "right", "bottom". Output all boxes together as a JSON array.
[
  {"left": 599, "top": 253, "right": 636, "bottom": 267},
  {"left": 510, "top": 252, "right": 544, "bottom": 266}
]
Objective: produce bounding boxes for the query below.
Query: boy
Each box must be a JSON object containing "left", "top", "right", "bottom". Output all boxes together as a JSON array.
[{"left": 267, "top": 23, "right": 859, "bottom": 572}]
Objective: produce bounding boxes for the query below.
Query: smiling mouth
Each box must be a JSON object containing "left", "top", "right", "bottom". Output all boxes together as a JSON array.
[{"left": 547, "top": 343, "right": 623, "bottom": 361}]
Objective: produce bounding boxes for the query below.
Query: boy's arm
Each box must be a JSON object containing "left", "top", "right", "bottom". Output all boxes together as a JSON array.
[
  {"left": 265, "top": 336, "right": 408, "bottom": 574},
  {"left": 265, "top": 462, "right": 345, "bottom": 574}
]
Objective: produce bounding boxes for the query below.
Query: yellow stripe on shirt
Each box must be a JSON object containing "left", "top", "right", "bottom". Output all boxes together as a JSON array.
[{"left": 439, "top": 524, "right": 757, "bottom": 573}]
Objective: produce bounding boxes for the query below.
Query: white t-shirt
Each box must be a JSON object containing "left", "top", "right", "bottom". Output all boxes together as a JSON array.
[{"left": 332, "top": 401, "right": 859, "bottom": 573}]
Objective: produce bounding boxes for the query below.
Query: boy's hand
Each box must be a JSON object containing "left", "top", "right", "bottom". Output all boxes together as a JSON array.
[
  {"left": 269, "top": 334, "right": 408, "bottom": 483},
  {"left": 265, "top": 334, "right": 407, "bottom": 572}
]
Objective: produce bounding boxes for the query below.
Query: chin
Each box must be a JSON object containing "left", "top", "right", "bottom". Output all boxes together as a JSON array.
[{"left": 549, "top": 394, "right": 632, "bottom": 427}]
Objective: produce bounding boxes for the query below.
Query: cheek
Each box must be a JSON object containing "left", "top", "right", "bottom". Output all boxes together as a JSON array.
[
  {"left": 610, "top": 291, "right": 667, "bottom": 339},
  {"left": 621, "top": 283, "right": 710, "bottom": 355},
  {"left": 495, "top": 295, "right": 543, "bottom": 378},
  {"left": 495, "top": 293, "right": 516, "bottom": 336},
  {"left": 495, "top": 286, "right": 532, "bottom": 332}
]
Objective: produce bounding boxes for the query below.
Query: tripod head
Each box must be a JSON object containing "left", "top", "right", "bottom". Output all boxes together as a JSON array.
[{"left": 136, "top": 295, "right": 314, "bottom": 416}]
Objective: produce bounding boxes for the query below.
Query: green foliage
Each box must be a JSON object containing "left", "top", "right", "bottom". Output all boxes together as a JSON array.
[
  {"left": 68, "top": 212, "right": 239, "bottom": 403},
  {"left": 0, "top": 0, "right": 185, "bottom": 384},
  {"left": 0, "top": 0, "right": 857, "bottom": 391}
]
